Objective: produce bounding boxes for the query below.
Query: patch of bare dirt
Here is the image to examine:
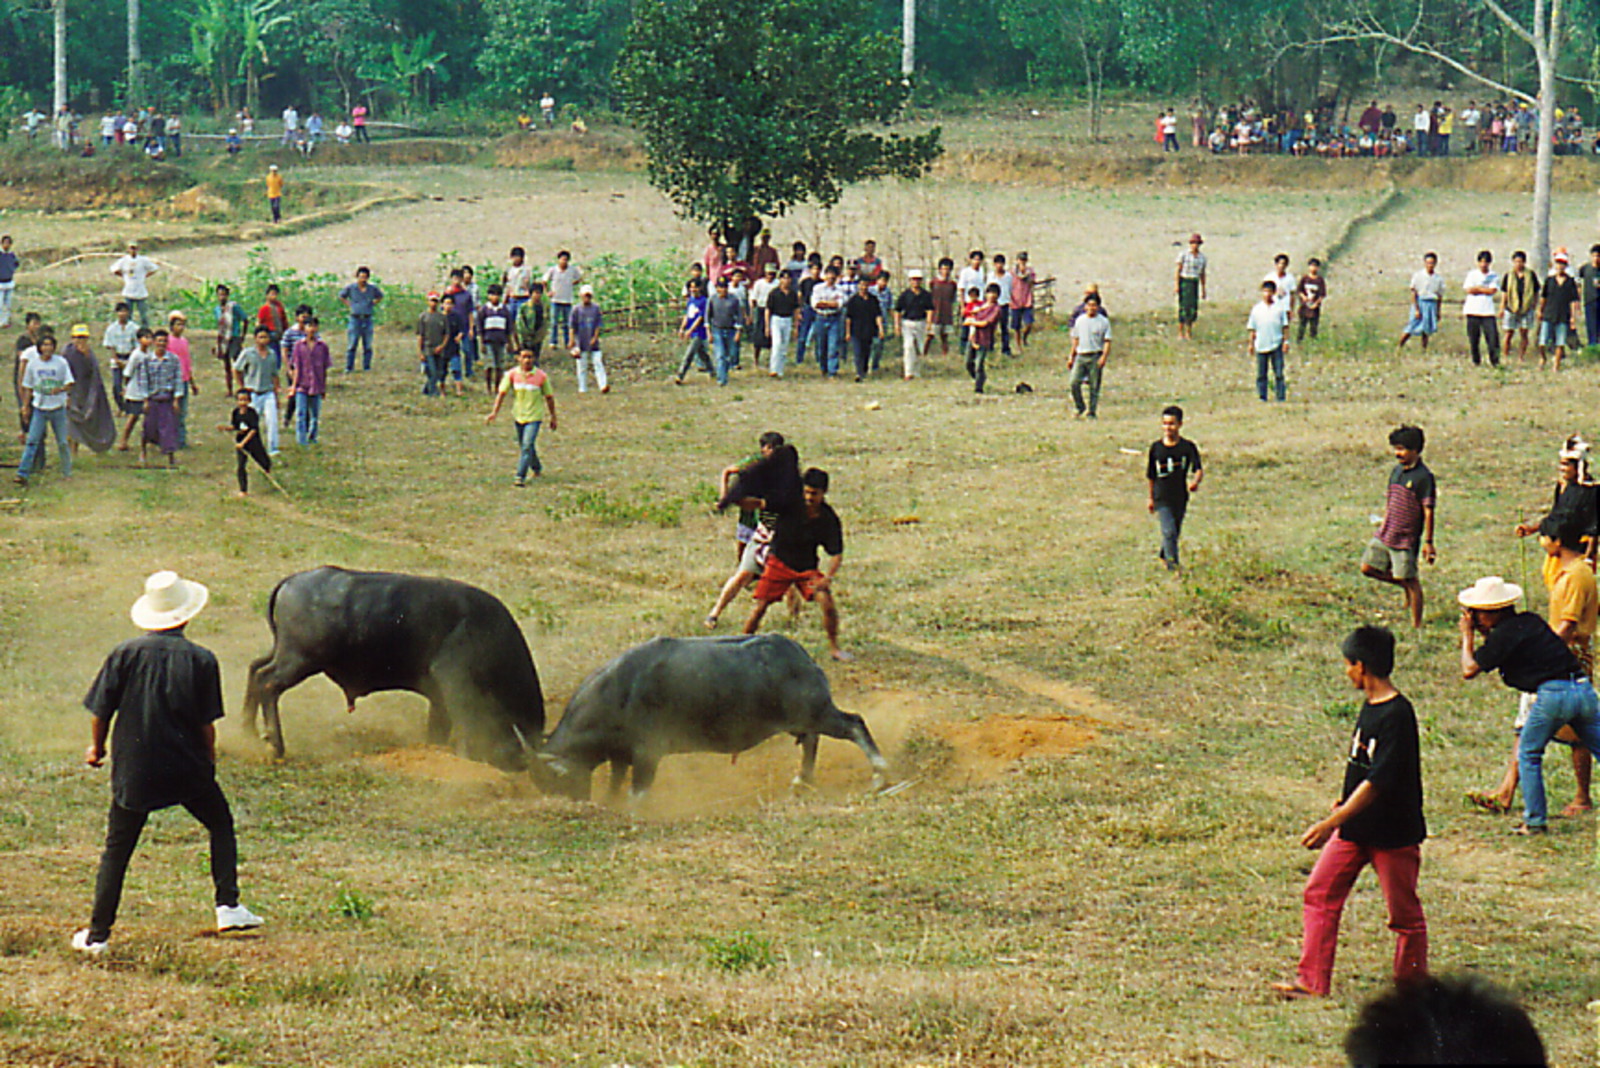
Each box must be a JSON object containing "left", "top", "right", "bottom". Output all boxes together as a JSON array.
[
  {"left": 365, "top": 744, "right": 507, "bottom": 785},
  {"left": 927, "top": 713, "right": 1096, "bottom": 782}
]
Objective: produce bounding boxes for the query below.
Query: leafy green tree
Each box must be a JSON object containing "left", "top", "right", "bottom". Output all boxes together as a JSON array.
[
  {"left": 996, "top": 0, "right": 1123, "bottom": 136},
  {"left": 359, "top": 30, "right": 448, "bottom": 116},
  {"left": 476, "top": 0, "right": 631, "bottom": 107},
  {"left": 616, "top": 0, "right": 941, "bottom": 229}
]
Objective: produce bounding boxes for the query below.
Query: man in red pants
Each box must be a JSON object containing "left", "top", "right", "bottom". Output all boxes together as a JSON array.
[{"left": 1273, "top": 625, "right": 1427, "bottom": 998}]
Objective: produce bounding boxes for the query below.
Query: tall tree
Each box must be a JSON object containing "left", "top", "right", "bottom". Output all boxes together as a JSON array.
[
  {"left": 475, "top": 0, "right": 631, "bottom": 107},
  {"left": 1313, "top": 0, "right": 1570, "bottom": 271},
  {"left": 126, "top": 0, "right": 139, "bottom": 103},
  {"left": 997, "top": 0, "right": 1122, "bottom": 137},
  {"left": 616, "top": 0, "right": 942, "bottom": 228}
]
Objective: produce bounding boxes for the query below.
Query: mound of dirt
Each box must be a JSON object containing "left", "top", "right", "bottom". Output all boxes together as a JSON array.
[
  {"left": 0, "top": 155, "right": 187, "bottom": 210},
  {"left": 489, "top": 130, "right": 645, "bottom": 172},
  {"left": 159, "top": 184, "right": 233, "bottom": 218},
  {"left": 928, "top": 713, "right": 1096, "bottom": 781},
  {"left": 941, "top": 146, "right": 1600, "bottom": 193}
]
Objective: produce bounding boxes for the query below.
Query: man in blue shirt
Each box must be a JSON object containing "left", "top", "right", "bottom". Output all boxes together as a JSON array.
[{"left": 338, "top": 266, "right": 384, "bottom": 373}]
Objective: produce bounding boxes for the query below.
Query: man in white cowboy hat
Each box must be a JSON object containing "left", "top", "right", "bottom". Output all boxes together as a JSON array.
[
  {"left": 1458, "top": 574, "right": 1600, "bottom": 835},
  {"left": 73, "top": 571, "right": 263, "bottom": 955}
]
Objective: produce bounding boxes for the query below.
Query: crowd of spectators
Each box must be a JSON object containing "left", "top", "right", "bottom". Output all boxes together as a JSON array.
[{"left": 1164, "top": 98, "right": 1596, "bottom": 158}]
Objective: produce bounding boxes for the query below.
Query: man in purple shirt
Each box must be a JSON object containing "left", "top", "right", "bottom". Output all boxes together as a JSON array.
[
  {"left": 569, "top": 284, "right": 607, "bottom": 394},
  {"left": 288, "top": 317, "right": 330, "bottom": 445}
]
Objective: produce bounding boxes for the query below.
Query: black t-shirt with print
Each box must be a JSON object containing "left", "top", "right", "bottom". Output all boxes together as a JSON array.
[
  {"left": 84, "top": 631, "right": 223, "bottom": 813},
  {"left": 1147, "top": 438, "right": 1203, "bottom": 506},
  {"left": 1339, "top": 693, "right": 1426, "bottom": 849},
  {"left": 230, "top": 404, "right": 261, "bottom": 444},
  {"left": 1474, "top": 611, "right": 1581, "bottom": 692}
]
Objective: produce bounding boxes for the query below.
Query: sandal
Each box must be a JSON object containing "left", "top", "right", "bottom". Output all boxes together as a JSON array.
[
  {"left": 1270, "top": 981, "right": 1320, "bottom": 1000},
  {"left": 1465, "top": 790, "right": 1511, "bottom": 815}
]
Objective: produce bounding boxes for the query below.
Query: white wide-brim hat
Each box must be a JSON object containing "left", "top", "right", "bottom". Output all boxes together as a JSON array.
[
  {"left": 130, "top": 570, "right": 209, "bottom": 630},
  {"left": 1458, "top": 576, "right": 1522, "bottom": 611}
]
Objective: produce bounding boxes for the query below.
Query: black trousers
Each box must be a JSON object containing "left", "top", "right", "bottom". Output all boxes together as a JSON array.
[
  {"left": 852, "top": 335, "right": 875, "bottom": 378},
  {"left": 90, "top": 780, "right": 239, "bottom": 940},
  {"left": 236, "top": 438, "right": 271, "bottom": 492},
  {"left": 1466, "top": 314, "right": 1500, "bottom": 366}
]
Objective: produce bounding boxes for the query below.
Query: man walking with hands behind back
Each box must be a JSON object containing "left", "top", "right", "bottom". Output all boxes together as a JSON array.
[
  {"left": 73, "top": 571, "right": 263, "bottom": 955},
  {"left": 1271, "top": 626, "right": 1427, "bottom": 1000}
]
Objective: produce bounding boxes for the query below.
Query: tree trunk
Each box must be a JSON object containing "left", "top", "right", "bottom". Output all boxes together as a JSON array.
[
  {"left": 1530, "top": 0, "right": 1559, "bottom": 271},
  {"left": 53, "top": 0, "right": 67, "bottom": 120},
  {"left": 901, "top": 0, "right": 915, "bottom": 76},
  {"left": 126, "top": 0, "right": 140, "bottom": 104}
]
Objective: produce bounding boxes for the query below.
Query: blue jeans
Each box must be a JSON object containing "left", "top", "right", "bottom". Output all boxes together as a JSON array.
[
  {"left": 515, "top": 420, "right": 543, "bottom": 479},
  {"left": 1518, "top": 678, "right": 1600, "bottom": 827},
  {"left": 345, "top": 315, "right": 374, "bottom": 371},
  {"left": 126, "top": 298, "right": 149, "bottom": 328},
  {"left": 551, "top": 303, "right": 572, "bottom": 349},
  {"left": 295, "top": 393, "right": 322, "bottom": 445},
  {"left": 712, "top": 328, "right": 740, "bottom": 386},
  {"left": 1255, "top": 345, "right": 1286, "bottom": 401},
  {"left": 461, "top": 333, "right": 478, "bottom": 379},
  {"left": 1155, "top": 499, "right": 1187, "bottom": 570},
  {"left": 1586, "top": 300, "right": 1600, "bottom": 349},
  {"left": 18, "top": 406, "right": 69, "bottom": 479},
  {"left": 795, "top": 307, "right": 815, "bottom": 364},
  {"left": 810, "top": 316, "right": 837, "bottom": 375},
  {"left": 423, "top": 352, "right": 447, "bottom": 395}
]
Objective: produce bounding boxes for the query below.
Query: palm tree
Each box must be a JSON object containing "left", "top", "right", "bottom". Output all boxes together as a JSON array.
[
  {"left": 239, "top": 0, "right": 290, "bottom": 114},
  {"left": 359, "top": 32, "right": 448, "bottom": 117}
]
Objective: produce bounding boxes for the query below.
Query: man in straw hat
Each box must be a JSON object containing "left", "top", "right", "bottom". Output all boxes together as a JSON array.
[
  {"left": 73, "top": 571, "right": 263, "bottom": 954},
  {"left": 1457, "top": 574, "right": 1600, "bottom": 835}
]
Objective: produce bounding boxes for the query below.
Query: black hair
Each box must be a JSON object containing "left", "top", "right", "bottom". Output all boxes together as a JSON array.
[
  {"left": 1273, "top": 253, "right": 1289, "bottom": 264},
  {"left": 1307, "top": 257, "right": 1322, "bottom": 267},
  {"left": 1389, "top": 424, "right": 1425, "bottom": 452},
  {"left": 758, "top": 431, "right": 785, "bottom": 449},
  {"left": 557, "top": 249, "right": 571, "bottom": 259},
  {"left": 25, "top": 312, "right": 41, "bottom": 325},
  {"left": 992, "top": 253, "right": 1006, "bottom": 265},
  {"left": 236, "top": 388, "right": 252, "bottom": 398},
  {"left": 510, "top": 246, "right": 525, "bottom": 258},
  {"left": 1161, "top": 404, "right": 1184, "bottom": 421},
  {"left": 356, "top": 265, "right": 371, "bottom": 276},
  {"left": 1423, "top": 250, "right": 1438, "bottom": 260},
  {"left": 802, "top": 467, "right": 829, "bottom": 492},
  {"left": 969, "top": 250, "right": 984, "bottom": 260},
  {"left": 1340, "top": 625, "right": 1396, "bottom": 678},
  {"left": 449, "top": 267, "right": 463, "bottom": 279},
  {"left": 1513, "top": 250, "right": 1528, "bottom": 260},
  {"left": 1478, "top": 249, "right": 1493, "bottom": 263},
  {"left": 254, "top": 325, "right": 272, "bottom": 336},
  {"left": 687, "top": 279, "right": 704, "bottom": 294},
  {"left": 1539, "top": 513, "right": 1587, "bottom": 551},
  {"left": 152, "top": 328, "right": 169, "bottom": 339},
  {"left": 985, "top": 283, "right": 1000, "bottom": 295},
  {"left": 792, "top": 241, "right": 806, "bottom": 253},
  {"left": 216, "top": 284, "right": 231, "bottom": 294},
  {"left": 688, "top": 261, "right": 703, "bottom": 272},
  {"left": 488, "top": 284, "right": 503, "bottom": 296},
  {"left": 531, "top": 281, "right": 546, "bottom": 293},
  {"left": 307, "top": 316, "right": 320, "bottom": 326},
  {"left": 1591, "top": 243, "right": 1600, "bottom": 256},
  {"left": 135, "top": 327, "right": 153, "bottom": 339},
  {"left": 938, "top": 256, "right": 955, "bottom": 269},
  {"left": 1343, "top": 975, "right": 1545, "bottom": 1067},
  {"left": 294, "top": 303, "right": 313, "bottom": 317}
]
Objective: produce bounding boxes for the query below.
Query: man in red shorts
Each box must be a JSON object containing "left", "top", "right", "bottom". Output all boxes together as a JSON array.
[{"left": 744, "top": 467, "right": 850, "bottom": 661}]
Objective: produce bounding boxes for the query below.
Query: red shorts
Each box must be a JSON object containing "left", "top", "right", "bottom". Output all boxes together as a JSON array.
[{"left": 754, "top": 557, "right": 824, "bottom": 603}]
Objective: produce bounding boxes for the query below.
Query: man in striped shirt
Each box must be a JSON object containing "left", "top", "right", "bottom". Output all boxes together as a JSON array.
[{"left": 1361, "top": 425, "right": 1437, "bottom": 629}]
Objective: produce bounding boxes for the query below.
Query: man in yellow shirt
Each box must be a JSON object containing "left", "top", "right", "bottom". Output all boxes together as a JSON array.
[
  {"left": 266, "top": 165, "right": 284, "bottom": 223},
  {"left": 1469, "top": 514, "right": 1594, "bottom": 816}
]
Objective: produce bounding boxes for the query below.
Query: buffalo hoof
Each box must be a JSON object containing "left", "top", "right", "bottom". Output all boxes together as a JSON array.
[{"left": 790, "top": 776, "right": 818, "bottom": 796}]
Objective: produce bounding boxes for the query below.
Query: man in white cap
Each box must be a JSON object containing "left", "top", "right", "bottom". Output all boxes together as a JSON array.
[
  {"left": 1458, "top": 574, "right": 1600, "bottom": 834},
  {"left": 568, "top": 283, "right": 606, "bottom": 393},
  {"left": 73, "top": 571, "right": 263, "bottom": 954},
  {"left": 894, "top": 268, "right": 933, "bottom": 379}
]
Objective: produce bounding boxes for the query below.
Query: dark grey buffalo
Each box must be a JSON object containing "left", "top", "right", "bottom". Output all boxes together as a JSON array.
[
  {"left": 532, "top": 634, "right": 889, "bottom": 801},
  {"left": 243, "top": 567, "right": 544, "bottom": 770}
]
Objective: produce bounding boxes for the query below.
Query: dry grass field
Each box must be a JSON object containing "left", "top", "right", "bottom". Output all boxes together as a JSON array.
[{"left": 3, "top": 120, "right": 1600, "bottom": 1066}]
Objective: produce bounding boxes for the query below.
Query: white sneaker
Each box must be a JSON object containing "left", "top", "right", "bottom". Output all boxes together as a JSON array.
[
  {"left": 71, "top": 929, "right": 107, "bottom": 955},
  {"left": 216, "top": 904, "right": 264, "bottom": 932}
]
